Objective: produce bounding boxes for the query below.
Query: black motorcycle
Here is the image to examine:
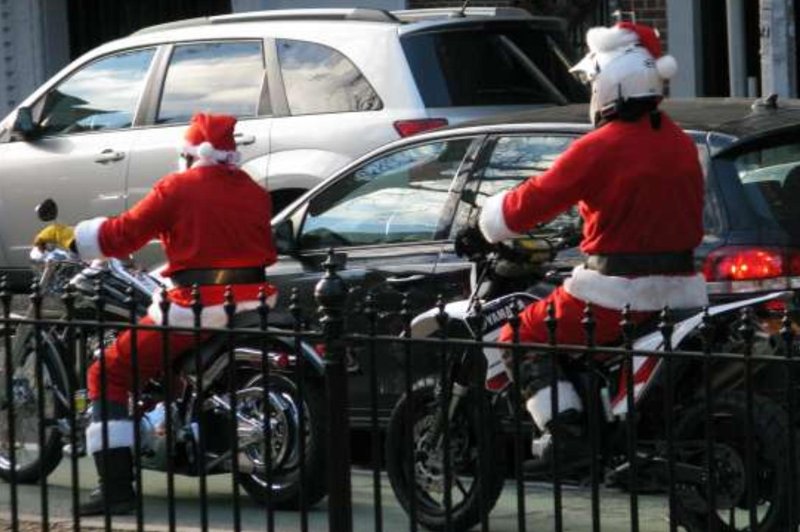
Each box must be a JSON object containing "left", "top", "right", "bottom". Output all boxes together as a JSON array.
[
  {"left": 0, "top": 199, "right": 328, "bottom": 508},
  {"left": 386, "top": 232, "right": 795, "bottom": 531}
]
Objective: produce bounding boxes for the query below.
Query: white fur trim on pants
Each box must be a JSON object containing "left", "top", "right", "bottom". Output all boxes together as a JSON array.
[
  {"left": 74, "top": 217, "right": 108, "bottom": 261},
  {"left": 147, "top": 290, "right": 278, "bottom": 328},
  {"left": 479, "top": 190, "right": 520, "bottom": 243},
  {"left": 563, "top": 265, "right": 709, "bottom": 312},
  {"left": 86, "top": 420, "right": 134, "bottom": 455},
  {"left": 526, "top": 381, "right": 583, "bottom": 430}
]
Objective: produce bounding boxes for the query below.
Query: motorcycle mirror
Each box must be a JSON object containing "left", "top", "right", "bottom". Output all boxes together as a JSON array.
[{"left": 36, "top": 198, "right": 58, "bottom": 222}]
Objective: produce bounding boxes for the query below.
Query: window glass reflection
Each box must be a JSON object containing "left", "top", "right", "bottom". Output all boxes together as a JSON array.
[
  {"left": 277, "top": 39, "right": 382, "bottom": 116},
  {"left": 158, "top": 41, "right": 265, "bottom": 124},
  {"left": 300, "top": 139, "right": 472, "bottom": 249},
  {"left": 38, "top": 48, "right": 155, "bottom": 135}
]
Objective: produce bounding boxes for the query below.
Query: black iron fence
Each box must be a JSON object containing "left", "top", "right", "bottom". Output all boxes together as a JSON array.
[{"left": 0, "top": 252, "right": 798, "bottom": 531}]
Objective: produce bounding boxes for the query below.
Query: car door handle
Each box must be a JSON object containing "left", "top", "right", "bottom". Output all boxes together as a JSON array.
[
  {"left": 386, "top": 274, "right": 427, "bottom": 285},
  {"left": 234, "top": 133, "right": 256, "bottom": 146},
  {"left": 94, "top": 149, "right": 125, "bottom": 164}
]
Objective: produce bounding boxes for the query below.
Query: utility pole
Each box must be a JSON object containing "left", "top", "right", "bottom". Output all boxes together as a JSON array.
[
  {"left": 727, "top": 0, "right": 747, "bottom": 96},
  {"left": 760, "top": 0, "right": 797, "bottom": 97},
  {"left": 0, "top": 0, "right": 68, "bottom": 116}
]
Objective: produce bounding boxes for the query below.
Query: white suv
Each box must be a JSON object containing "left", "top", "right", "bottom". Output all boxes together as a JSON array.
[{"left": 0, "top": 6, "right": 585, "bottom": 287}]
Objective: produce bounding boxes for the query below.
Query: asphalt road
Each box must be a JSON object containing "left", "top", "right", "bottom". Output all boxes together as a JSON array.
[{"left": 0, "top": 457, "right": 686, "bottom": 532}]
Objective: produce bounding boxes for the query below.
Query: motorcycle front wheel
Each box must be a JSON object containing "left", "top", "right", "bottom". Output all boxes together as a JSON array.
[
  {"left": 0, "top": 330, "right": 70, "bottom": 483},
  {"left": 385, "top": 379, "right": 505, "bottom": 532}
]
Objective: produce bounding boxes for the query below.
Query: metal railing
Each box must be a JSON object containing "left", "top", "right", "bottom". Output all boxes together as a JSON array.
[{"left": 0, "top": 252, "right": 797, "bottom": 532}]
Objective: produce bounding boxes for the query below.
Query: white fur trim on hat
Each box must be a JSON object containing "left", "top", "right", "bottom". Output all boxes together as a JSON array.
[
  {"left": 656, "top": 55, "right": 678, "bottom": 79},
  {"left": 147, "top": 289, "right": 276, "bottom": 328},
  {"left": 86, "top": 420, "right": 134, "bottom": 454},
  {"left": 181, "top": 143, "right": 241, "bottom": 166},
  {"left": 563, "top": 265, "right": 709, "bottom": 312},
  {"left": 478, "top": 190, "right": 520, "bottom": 243},
  {"left": 74, "top": 217, "right": 108, "bottom": 261},
  {"left": 586, "top": 25, "right": 638, "bottom": 53},
  {"left": 526, "top": 381, "right": 583, "bottom": 430}
]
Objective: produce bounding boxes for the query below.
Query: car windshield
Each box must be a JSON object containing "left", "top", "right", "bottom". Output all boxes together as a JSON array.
[
  {"left": 401, "top": 22, "right": 587, "bottom": 107},
  {"left": 729, "top": 139, "right": 800, "bottom": 240}
]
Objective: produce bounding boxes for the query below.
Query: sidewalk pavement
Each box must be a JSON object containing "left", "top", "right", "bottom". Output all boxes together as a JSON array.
[{"left": 0, "top": 457, "right": 677, "bottom": 531}]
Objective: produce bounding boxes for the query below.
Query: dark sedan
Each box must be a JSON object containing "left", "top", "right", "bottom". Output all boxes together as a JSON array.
[{"left": 267, "top": 97, "right": 800, "bottom": 424}]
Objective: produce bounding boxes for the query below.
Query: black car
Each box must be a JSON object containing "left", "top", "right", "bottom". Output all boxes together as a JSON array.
[{"left": 267, "top": 97, "right": 800, "bottom": 425}]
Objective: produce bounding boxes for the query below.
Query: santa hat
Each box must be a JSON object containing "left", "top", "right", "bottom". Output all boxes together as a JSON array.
[
  {"left": 181, "top": 113, "right": 240, "bottom": 165},
  {"left": 585, "top": 22, "right": 677, "bottom": 79}
]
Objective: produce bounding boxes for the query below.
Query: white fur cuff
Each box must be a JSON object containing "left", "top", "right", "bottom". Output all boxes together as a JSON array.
[
  {"left": 564, "top": 265, "right": 709, "bottom": 311},
  {"left": 86, "top": 420, "right": 134, "bottom": 454},
  {"left": 74, "top": 217, "right": 108, "bottom": 261},
  {"left": 479, "top": 191, "right": 519, "bottom": 243},
  {"left": 526, "top": 381, "right": 583, "bottom": 430}
]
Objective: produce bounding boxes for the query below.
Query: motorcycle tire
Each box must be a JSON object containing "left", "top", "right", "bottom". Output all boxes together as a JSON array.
[
  {"left": 385, "top": 379, "right": 505, "bottom": 532},
  {"left": 673, "top": 391, "right": 796, "bottom": 532},
  {"left": 0, "top": 333, "right": 70, "bottom": 483},
  {"left": 237, "top": 372, "right": 328, "bottom": 509}
]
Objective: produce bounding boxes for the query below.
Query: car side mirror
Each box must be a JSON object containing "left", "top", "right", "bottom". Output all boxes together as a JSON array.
[
  {"left": 36, "top": 198, "right": 58, "bottom": 222},
  {"left": 273, "top": 219, "right": 295, "bottom": 255},
  {"left": 460, "top": 189, "right": 479, "bottom": 208},
  {"left": 11, "top": 107, "right": 37, "bottom": 140}
]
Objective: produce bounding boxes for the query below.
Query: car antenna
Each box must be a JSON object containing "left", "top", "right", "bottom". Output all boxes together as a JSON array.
[{"left": 457, "top": 0, "right": 470, "bottom": 17}]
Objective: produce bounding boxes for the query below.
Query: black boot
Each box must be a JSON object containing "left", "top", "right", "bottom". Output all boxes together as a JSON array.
[
  {"left": 524, "top": 409, "right": 593, "bottom": 478},
  {"left": 79, "top": 447, "right": 136, "bottom": 516}
]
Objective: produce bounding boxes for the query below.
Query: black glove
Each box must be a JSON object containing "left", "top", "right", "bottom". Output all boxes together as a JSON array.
[{"left": 454, "top": 225, "right": 493, "bottom": 259}]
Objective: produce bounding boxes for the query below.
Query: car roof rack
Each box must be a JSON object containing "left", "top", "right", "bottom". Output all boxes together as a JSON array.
[
  {"left": 391, "top": 7, "right": 533, "bottom": 22},
  {"left": 133, "top": 8, "right": 399, "bottom": 36}
]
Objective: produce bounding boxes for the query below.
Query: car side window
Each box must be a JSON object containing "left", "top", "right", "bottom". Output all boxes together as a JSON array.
[
  {"left": 456, "top": 135, "right": 577, "bottom": 233},
  {"left": 157, "top": 41, "right": 265, "bottom": 124},
  {"left": 277, "top": 39, "right": 382, "bottom": 116},
  {"left": 298, "top": 139, "right": 474, "bottom": 250},
  {"left": 36, "top": 48, "right": 156, "bottom": 136}
]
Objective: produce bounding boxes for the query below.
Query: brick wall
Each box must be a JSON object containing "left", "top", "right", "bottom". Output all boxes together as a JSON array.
[
  {"left": 407, "top": 1, "right": 522, "bottom": 7},
  {"left": 624, "top": 0, "right": 668, "bottom": 51},
  {"left": 407, "top": 1, "right": 669, "bottom": 47}
]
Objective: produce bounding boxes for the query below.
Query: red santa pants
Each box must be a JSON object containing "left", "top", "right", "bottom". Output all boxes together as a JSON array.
[
  {"left": 87, "top": 316, "right": 210, "bottom": 406},
  {"left": 499, "top": 286, "right": 654, "bottom": 347}
]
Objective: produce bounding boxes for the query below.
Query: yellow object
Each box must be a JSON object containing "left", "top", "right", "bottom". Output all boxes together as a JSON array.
[{"left": 33, "top": 223, "right": 75, "bottom": 250}]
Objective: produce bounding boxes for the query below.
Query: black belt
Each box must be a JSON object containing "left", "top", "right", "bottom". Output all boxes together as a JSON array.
[
  {"left": 585, "top": 252, "right": 695, "bottom": 276},
  {"left": 171, "top": 267, "right": 266, "bottom": 287}
]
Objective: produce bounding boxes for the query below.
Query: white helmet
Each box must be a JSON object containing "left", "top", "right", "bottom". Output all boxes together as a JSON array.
[{"left": 570, "top": 22, "right": 678, "bottom": 125}]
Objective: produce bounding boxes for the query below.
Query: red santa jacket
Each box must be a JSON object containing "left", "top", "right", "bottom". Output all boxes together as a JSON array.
[
  {"left": 74, "top": 162, "right": 277, "bottom": 325},
  {"left": 479, "top": 113, "right": 709, "bottom": 311}
]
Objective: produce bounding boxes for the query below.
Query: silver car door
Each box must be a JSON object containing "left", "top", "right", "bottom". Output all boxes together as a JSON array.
[{"left": 0, "top": 47, "right": 157, "bottom": 268}]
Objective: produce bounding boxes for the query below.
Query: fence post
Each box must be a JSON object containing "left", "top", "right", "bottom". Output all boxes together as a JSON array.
[{"left": 314, "top": 249, "right": 352, "bottom": 531}]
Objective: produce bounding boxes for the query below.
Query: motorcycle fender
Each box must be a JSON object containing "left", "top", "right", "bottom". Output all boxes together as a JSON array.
[
  {"left": 409, "top": 300, "right": 473, "bottom": 339},
  {"left": 613, "top": 290, "right": 790, "bottom": 417},
  {"left": 192, "top": 330, "right": 325, "bottom": 378},
  {"left": 633, "top": 290, "right": 792, "bottom": 352}
]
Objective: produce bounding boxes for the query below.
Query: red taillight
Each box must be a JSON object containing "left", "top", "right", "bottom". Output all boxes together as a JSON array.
[
  {"left": 702, "top": 246, "right": 800, "bottom": 281},
  {"left": 393, "top": 118, "right": 448, "bottom": 137}
]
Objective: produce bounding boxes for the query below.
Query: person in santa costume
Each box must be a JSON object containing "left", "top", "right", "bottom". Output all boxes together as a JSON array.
[
  {"left": 461, "top": 22, "right": 709, "bottom": 470},
  {"left": 33, "top": 112, "right": 278, "bottom": 514}
]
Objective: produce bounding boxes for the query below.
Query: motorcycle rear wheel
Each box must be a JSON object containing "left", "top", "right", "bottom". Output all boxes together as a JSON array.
[
  {"left": 236, "top": 372, "right": 328, "bottom": 509},
  {"left": 674, "top": 391, "right": 794, "bottom": 532},
  {"left": 385, "top": 379, "right": 505, "bottom": 532}
]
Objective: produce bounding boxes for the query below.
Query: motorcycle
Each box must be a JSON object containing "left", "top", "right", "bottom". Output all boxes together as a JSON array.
[
  {"left": 0, "top": 199, "right": 328, "bottom": 508},
  {"left": 385, "top": 231, "right": 796, "bottom": 531}
]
